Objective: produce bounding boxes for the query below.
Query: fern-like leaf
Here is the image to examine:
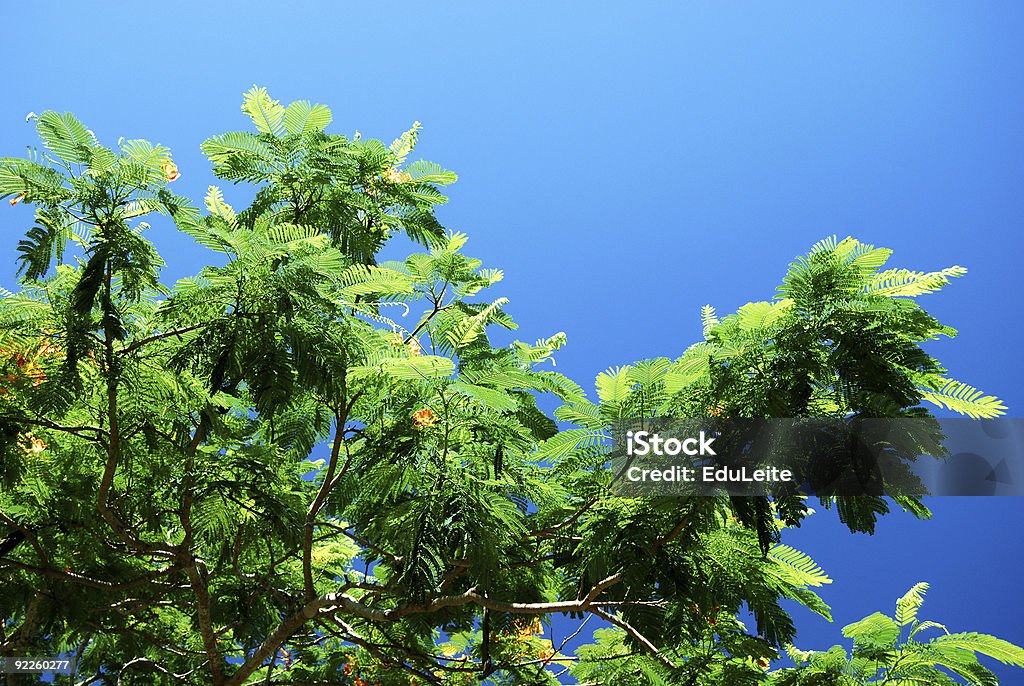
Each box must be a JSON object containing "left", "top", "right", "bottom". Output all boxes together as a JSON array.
[
  {"left": 768, "top": 544, "right": 832, "bottom": 588},
  {"left": 867, "top": 266, "right": 968, "bottom": 297},
  {"left": 701, "top": 304, "right": 718, "bottom": 338},
  {"left": 241, "top": 86, "right": 285, "bottom": 136},
  {"left": 930, "top": 633, "right": 1024, "bottom": 666},
  {"left": 282, "top": 100, "right": 332, "bottom": 135},
  {"left": 595, "top": 366, "right": 632, "bottom": 404},
  {"left": 895, "top": 582, "right": 929, "bottom": 627},
  {"left": 36, "top": 111, "right": 95, "bottom": 164},
  {"left": 919, "top": 378, "right": 1006, "bottom": 419}
]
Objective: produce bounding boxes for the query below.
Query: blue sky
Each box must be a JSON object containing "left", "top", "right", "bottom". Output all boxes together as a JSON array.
[{"left": 3, "top": 1, "right": 1023, "bottom": 681}]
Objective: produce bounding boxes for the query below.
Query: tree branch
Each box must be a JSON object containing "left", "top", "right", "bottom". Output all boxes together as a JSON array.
[
  {"left": 184, "top": 561, "right": 225, "bottom": 685},
  {"left": 304, "top": 414, "right": 345, "bottom": 602},
  {"left": 121, "top": 322, "right": 212, "bottom": 355},
  {"left": 590, "top": 607, "right": 675, "bottom": 670},
  {"left": 226, "top": 573, "right": 625, "bottom": 686},
  {"left": 0, "top": 558, "right": 179, "bottom": 591}
]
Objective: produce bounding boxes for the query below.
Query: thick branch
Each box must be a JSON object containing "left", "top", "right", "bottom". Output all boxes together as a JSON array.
[
  {"left": 227, "top": 573, "right": 625, "bottom": 685},
  {"left": 304, "top": 415, "right": 345, "bottom": 602},
  {"left": 0, "top": 558, "right": 179, "bottom": 591},
  {"left": 184, "top": 562, "right": 225, "bottom": 685}
]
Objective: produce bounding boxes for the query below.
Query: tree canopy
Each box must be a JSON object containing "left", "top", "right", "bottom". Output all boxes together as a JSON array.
[{"left": 0, "top": 88, "right": 1018, "bottom": 686}]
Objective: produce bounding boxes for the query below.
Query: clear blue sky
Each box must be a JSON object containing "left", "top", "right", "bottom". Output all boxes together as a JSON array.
[{"left": 2, "top": 1, "right": 1023, "bottom": 681}]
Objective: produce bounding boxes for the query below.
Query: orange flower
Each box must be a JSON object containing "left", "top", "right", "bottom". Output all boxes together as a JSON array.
[
  {"left": 383, "top": 167, "right": 412, "bottom": 184},
  {"left": 22, "top": 434, "right": 47, "bottom": 454},
  {"left": 36, "top": 340, "right": 60, "bottom": 357},
  {"left": 514, "top": 617, "right": 543, "bottom": 637},
  {"left": 9, "top": 193, "right": 25, "bottom": 206},
  {"left": 412, "top": 408, "right": 437, "bottom": 428},
  {"left": 160, "top": 160, "right": 181, "bottom": 182},
  {"left": 408, "top": 338, "right": 423, "bottom": 356}
]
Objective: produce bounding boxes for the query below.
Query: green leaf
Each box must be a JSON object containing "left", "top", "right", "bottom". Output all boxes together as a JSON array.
[
  {"left": 200, "top": 131, "right": 279, "bottom": 181},
  {"left": 350, "top": 355, "right": 455, "bottom": 381},
  {"left": 842, "top": 612, "right": 900, "bottom": 650},
  {"left": 405, "top": 160, "right": 458, "bottom": 185},
  {"left": 768, "top": 544, "right": 832, "bottom": 588},
  {"left": 119, "top": 139, "right": 173, "bottom": 187},
  {"left": 451, "top": 382, "right": 517, "bottom": 412},
  {"left": 931, "top": 633, "right": 1024, "bottom": 666},
  {"left": 735, "top": 299, "right": 793, "bottom": 332},
  {"left": 445, "top": 297, "right": 511, "bottom": 348},
  {"left": 241, "top": 86, "right": 285, "bottom": 136},
  {"left": 282, "top": 100, "right": 333, "bottom": 135},
  {"left": 919, "top": 378, "right": 1006, "bottom": 419},
  {"left": 36, "top": 111, "right": 95, "bottom": 164},
  {"left": 338, "top": 265, "right": 414, "bottom": 298},
  {"left": 701, "top": 304, "right": 718, "bottom": 338},
  {"left": 534, "top": 429, "right": 606, "bottom": 462},
  {"left": 867, "top": 266, "right": 968, "bottom": 297},
  {"left": 663, "top": 347, "right": 713, "bottom": 394},
  {"left": 910, "top": 620, "right": 949, "bottom": 639},
  {"left": 554, "top": 399, "right": 605, "bottom": 429},
  {"left": 595, "top": 366, "right": 632, "bottom": 404},
  {"left": 895, "top": 582, "right": 929, "bottom": 627},
  {"left": 204, "top": 186, "right": 235, "bottom": 222}
]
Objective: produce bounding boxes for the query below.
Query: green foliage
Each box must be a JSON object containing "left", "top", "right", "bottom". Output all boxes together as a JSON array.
[
  {"left": 550, "top": 234, "right": 1005, "bottom": 539},
  {"left": 198, "top": 85, "right": 454, "bottom": 263},
  {"left": 769, "top": 584, "right": 1024, "bottom": 686},
  {"left": 0, "top": 91, "right": 1015, "bottom": 686}
]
